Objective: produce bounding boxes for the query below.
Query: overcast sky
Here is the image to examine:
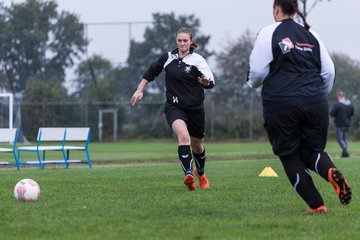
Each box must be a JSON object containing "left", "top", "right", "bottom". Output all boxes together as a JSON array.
[{"left": 3, "top": 0, "right": 360, "bottom": 67}]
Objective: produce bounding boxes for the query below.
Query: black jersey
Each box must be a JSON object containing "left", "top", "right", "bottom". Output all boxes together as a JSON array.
[
  {"left": 143, "top": 48, "right": 215, "bottom": 110},
  {"left": 330, "top": 99, "right": 354, "bottom": 128},
  {"left": 247, "top": 19, "right": 335, "bottom": 113}
]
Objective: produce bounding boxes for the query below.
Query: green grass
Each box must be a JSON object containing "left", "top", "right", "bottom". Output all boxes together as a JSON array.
[
  {"left": 0, "top": 141, "right": 359, "bottom": 239},
  {"left": 12, "top": 139, "right": 359, "bottom": 164},
  {"left": 6, "top": 139, "right": 278, "bottom": 165}
]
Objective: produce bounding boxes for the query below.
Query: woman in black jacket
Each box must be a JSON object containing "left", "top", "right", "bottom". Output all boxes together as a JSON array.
[
  {"left": 247, "top": 0, "right": 351, "bottom": 213},
  {"left": 131, "top": 28, "right": 214, "bottom": 191}
]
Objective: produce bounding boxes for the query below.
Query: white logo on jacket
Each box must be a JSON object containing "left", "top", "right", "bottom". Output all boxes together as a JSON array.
[
  {"left": 172, "top": 96, "right": 179, "bottom": 103},
  {"left": 278, "top": 37, "right": 294, "bottom": 54}
]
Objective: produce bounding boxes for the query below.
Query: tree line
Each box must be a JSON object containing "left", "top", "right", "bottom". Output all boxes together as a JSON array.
[{"left": 0, "top": 0, "right": 359, "bottom": 142}]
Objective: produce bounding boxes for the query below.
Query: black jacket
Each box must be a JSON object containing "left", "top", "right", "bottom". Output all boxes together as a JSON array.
[
  {"left": 143, "top": 48, "right": 214, "bottom": 110},
  {"left": 330, "top": 100, "right": 354, "bottom": 127},
  {"left": 247, "top": 19, "right": 335, "bottom": 113}
]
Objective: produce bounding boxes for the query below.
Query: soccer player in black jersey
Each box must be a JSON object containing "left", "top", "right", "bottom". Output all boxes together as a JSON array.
[
  {"left": 247, "top": 0, "right": 351, "bottom": 213},
  {"left": 131, "top": 27, "right": 214, "bottom": 191}
]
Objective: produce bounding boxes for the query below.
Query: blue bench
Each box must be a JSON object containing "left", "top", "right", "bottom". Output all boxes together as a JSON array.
[
  {"left": 0, "top": 128, "right": 19, "bottom": 170},
  {"left": 17, "top": 127, "right": 92, "bottom": 170}
]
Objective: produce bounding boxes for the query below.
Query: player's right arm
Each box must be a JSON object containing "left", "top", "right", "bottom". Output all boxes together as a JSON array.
[
  {"left": 247, "top": 23, "right": 279, "bottom": 88},
  {"left": 131, "top": 79, "right": 149, "bottom": 106},
  {"left": 131, "top": 53, "right": 168, "bottom": 106}
]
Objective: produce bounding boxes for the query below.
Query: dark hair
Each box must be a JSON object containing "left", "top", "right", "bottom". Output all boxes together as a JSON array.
[
  {"left": 177, "top": 27, "right": 198, "bottom": 49},
  {"left": 274, "top": 0, "right": 310, "bottom": 30}
]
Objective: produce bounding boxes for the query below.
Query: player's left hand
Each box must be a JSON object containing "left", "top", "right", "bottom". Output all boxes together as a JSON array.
[{"left": 198, "top": 75, "right": 211, "bottom": 87}]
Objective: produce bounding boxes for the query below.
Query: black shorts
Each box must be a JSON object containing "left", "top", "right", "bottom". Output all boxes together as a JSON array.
[
  {"left": 263, "top": 102, "right": 329, "bottom": 157},
  {"left": 164, "top": 104, "right": 205, "bottom": 138}
]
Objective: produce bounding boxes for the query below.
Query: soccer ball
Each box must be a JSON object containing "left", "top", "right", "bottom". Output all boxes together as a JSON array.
[{"left": 14, "top": 179, "right": 41, "bottom": 202}]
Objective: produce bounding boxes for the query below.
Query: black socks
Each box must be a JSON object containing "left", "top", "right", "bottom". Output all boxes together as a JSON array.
[
  {"left": 193, "top": 150, "right": 206, "bottom": 175},
  {"left": 178, "top": 145, "right": 193, "bottom": 175},
  {"left": 178, "top": 146, "right": 207, "bottom": 176}
]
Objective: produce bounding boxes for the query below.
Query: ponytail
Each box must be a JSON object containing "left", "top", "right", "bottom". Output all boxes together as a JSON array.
[
  {"left": 295, "top": 8, "right": 311, "bottom": 30},
  {"left": 274, "top": 0, "right": 311, "bottom": 30}
]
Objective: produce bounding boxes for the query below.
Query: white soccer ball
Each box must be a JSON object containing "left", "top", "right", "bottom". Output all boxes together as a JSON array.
[{"left": 14, "top": 179, "right": 41, "bottom": 202}]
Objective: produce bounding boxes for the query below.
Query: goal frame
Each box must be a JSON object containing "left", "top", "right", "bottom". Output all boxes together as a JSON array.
[{"left": 0, "top": 93, "right": 14, "bottom": 129}]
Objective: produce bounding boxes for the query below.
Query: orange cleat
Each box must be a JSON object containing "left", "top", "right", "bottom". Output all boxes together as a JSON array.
[
  {"left": 184, "top": 174, "right": 196, "bottom": 191},
  {"left": 328, "top": 168, "right": 352, "bottom": 205},
  {"left": 307, "top": 205, "right": 327, "bottom": 214},
  {"left": 194, "top": 168, "right": 210, "bottom": 189}
]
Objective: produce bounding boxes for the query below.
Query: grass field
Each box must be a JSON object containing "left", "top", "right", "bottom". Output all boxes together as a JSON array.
[{"left": 1, "top": 140, "right": 359, "bottom": 239}]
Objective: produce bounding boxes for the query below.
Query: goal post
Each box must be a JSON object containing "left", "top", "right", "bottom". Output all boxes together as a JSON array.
[
  {"left": 0, "top": 93, "right": 14, "bottom": 129},
  {"left": 98, "top": 108, "right": 118, "bottom": 142}
]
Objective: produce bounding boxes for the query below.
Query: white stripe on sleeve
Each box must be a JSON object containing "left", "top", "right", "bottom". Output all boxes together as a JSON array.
[
  {"left": 310, "top": 30, "right": 335, "bottom": 95},
  {"left": 247, "top": 23, "right": 279, "bottom": 88}
]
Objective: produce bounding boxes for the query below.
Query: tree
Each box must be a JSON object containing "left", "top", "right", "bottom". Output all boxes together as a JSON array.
[
  {"left": 214, "top": 30, "right": 256, "bottom": 113},
  {"left": 216, "top": 30, "right": 254, "bottom": 85},
  {"left": 0, "top": 0, "right": 87, "bottom": 94},
  {"left": 21, "top": 76, "right": 69, "bottom": 139},
  {"left": 0, "top": 0, "right": 87, "bottom": 141},
  {"left": 212, "top": 30, "right": 263, "bottom": 138},
  {"left": 329, "top": 53, "right": 360, "bottom": 100},
  {"left": 73, "top": 55, "right": 113, "bottom": 101},
  {"left": 73, "top": 55, "right": 134, "bottom": 140}
]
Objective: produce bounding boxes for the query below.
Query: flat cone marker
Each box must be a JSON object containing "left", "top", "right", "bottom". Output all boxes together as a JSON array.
[{"left": 259, "top": 167, "right": 278, "bottom": 177}]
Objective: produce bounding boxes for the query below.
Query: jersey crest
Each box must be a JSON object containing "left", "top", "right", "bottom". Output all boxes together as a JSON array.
[{"left": 278, "top": 37, "right": 294, "bottom": 54}]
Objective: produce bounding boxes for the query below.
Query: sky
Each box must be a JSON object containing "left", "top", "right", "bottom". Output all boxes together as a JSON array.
[{"left": 3, "top": 0, "right": 360, "bottom": 69}]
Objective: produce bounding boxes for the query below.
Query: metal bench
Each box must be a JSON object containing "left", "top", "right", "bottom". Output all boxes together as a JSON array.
[
  {"left": 17, "top": 127, "right": 92, "bottom": 170},
  {"left": 18, "top": 127, "right": 66, "bottom": 170},
  {"left": 0, "top": 128, "right": 19, "bottom": 170},
  {"left": 63, "top": 127, "right": 92, "bottom": 169},
  {"left": 18, "top": 127, "right": 92, "bottom": 169}
]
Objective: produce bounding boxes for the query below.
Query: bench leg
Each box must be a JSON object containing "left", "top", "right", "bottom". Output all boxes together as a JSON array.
[
  {"left": 37, "top": 151, "right": 44, "bottom": 170},
  {"left": 13, "top": 151, "right": 20, "bottom": 171},
  {"left": 62, "top": 150, "right": 69, "bottom": 169},
  {"left": 85, "top": 149, "right": 92, "bottom": 169},
  {"left": 18, "top": 150, "right": 22, "bottom": 168}
]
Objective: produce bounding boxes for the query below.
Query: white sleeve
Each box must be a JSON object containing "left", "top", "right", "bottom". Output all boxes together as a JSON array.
[
  {"left": 247, "top": 23, "right": 279, "bottom": 88},
  {"left": 196, "top": 56, "right": 215, "bottom": 84},
  {"left": 310, "top": 30, "right": 335, "bottom": 95}
]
